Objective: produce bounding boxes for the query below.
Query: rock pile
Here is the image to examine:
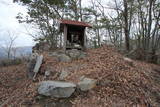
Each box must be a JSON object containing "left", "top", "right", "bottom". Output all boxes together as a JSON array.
[
  {"left": 26, "top": 53, "right": 43, "bottom": 80},
  {"left": 49, "top": 49, "right": 87, "bottom": 62},
  {"left": 38, "top": 77, "right": 97, "bottom": 98},
  {"left": 1, "top": 45, "right": 160, "bottom": 106}
]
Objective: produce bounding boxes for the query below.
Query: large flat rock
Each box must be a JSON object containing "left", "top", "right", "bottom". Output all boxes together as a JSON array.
[{"left": 38, "top": 81, "right": 76, "bottom": 98}]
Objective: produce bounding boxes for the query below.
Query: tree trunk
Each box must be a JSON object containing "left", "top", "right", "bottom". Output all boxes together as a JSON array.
[{"left": 123, "top": 0, "right": 130, "bottom": 51}]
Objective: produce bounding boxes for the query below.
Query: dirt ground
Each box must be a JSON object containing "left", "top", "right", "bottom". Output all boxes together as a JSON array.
[{"left": 0, "top": 45, "right": 160, "bottom": 107}]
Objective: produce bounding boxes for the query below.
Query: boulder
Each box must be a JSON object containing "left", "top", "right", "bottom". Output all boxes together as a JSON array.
[
  {"left": 58, "top": 54, "right": 71, "bottom": 62},
  {"left": 38, "top": 81, "right": 76, "bottom": 98},
  {"left": 77, "top": 77, "right": 97, "bottom": 91}
]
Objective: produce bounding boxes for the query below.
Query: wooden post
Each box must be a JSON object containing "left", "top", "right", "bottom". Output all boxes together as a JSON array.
[
  {"left": 63, "top": 25, "right": 67, "bottom": 51},
  {"left": 83, "top": 27, "right": 87, "bottom": 50}
]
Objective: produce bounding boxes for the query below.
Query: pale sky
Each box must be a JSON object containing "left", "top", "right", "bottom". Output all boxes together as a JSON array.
[{"left": 0, "top": 0, "right": 35, "bottom": 47}]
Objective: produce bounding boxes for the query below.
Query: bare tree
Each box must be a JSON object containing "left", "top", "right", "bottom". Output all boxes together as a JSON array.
[
  {"left": 123, "top": 0, "right": 130, "bottom": 51},
  {"left": 1, "top": 31, "right": 18, "bottom": 59}
]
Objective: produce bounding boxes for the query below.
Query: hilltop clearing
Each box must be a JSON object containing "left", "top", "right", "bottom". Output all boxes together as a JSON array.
[{"left": 0, "top": 45, "right": 160, "bottom": 107}]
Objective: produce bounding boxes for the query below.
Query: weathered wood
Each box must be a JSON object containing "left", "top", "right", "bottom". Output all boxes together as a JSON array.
[
  {"left": 60, "top": 20, "right": 91, "bottom": 51},
  {"left": 83, "top": 28, "right": 87, "bottom": 50},
  {"left": 63, "top": 25, "right": 67, "bottom": 51}
]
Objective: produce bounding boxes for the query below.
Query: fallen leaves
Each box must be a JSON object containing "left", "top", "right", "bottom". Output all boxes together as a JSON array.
[{"left": 0, "top": 45, "right": 160, "bottom": 106}]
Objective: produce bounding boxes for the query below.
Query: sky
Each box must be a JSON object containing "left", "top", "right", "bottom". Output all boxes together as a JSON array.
[{"left": 0, "top": 0, "right": 35, "bottom": 47}]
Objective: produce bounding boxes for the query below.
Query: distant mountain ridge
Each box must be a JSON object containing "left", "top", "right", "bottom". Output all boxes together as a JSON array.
[{"left": 0, "top": 46, "right": 32, "bottom": 59}]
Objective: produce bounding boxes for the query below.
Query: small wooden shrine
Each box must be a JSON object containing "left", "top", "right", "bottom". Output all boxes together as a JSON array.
[{"left": 59, "top": 19, "right": 92, "bottom": 51}]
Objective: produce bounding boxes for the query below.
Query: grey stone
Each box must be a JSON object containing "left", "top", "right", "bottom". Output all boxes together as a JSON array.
[
  {"left": 27, "top": 53, "right": 39, "bottom": 79},
  {"left": 32, "top": 55, "right": 43, "bottom": 80},
  {"left": 45, "top": 71, "right": 51, "bottom": 77},
  {"left": 123, "top": 57, "right": 133, "bottom": 66},
  {"left": 58, "top": 54, "right": 71, "bottom": 62},
  {"left": 123, "top": 57, "right": 132, "bottom": 62},
  {"left": 66, "top": 49, "right": 81, "bottom": 59},
  {"left": 38, "top": 81, "right": 76, "bottom": 98},
  {"left": 49, "top": 52, "right": 60, "bottom": 57},
  {"left": 49, "top": 50, "right": 65, "bottom": 57},
  {"left": 79, "top": 52, "right": 87, "bottom": 59},
  {"left": 77, "top": 77, "right": 97, "bottom": 91},
  {"left": 59, "top": 70, "right": 69, "bottom": 80},
  {"left": 79, "top": 75, "right": 85, "bottom": 81},
  {"left": 33, "top": 55, "right": 43, "bottom": 73}
]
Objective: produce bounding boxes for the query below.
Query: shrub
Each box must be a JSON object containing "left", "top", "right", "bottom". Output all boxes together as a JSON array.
[{"left": 0, "top": 58, "right": 23, "bottom": 67}]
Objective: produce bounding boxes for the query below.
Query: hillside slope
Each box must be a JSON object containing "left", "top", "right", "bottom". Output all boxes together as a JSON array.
[{"left": 0, "top": 45, "right": 160, "bottom": 106}]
